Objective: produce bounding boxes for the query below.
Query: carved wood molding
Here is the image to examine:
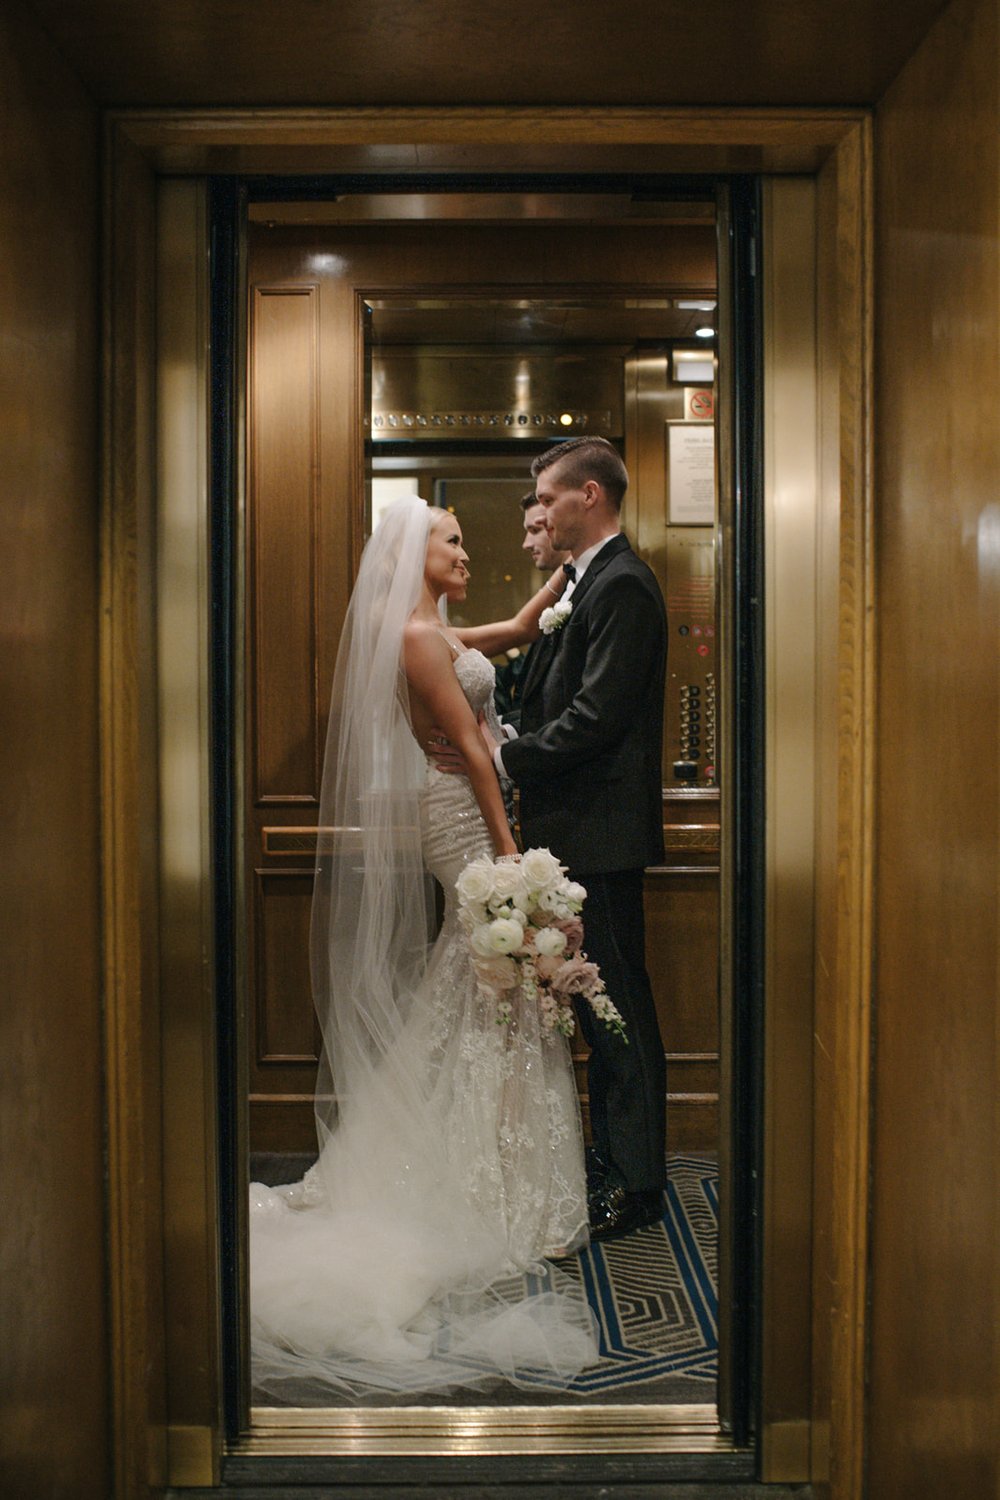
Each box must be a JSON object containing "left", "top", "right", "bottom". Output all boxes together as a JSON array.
[{"left": 109, "top": 105, "right": 868, "bottom": 178}]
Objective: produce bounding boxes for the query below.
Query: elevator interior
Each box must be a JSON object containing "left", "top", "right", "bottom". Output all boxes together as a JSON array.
[
  {"left": 244, "top": 202, "right": 724, "bottom": 1173},
  {"left": 239, "top": 193, "right": 740, "bottom": 1430}
]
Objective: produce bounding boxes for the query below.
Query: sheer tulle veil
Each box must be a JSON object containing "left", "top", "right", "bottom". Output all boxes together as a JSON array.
[
  {"left": 310, "top": 495, "right": 437, "bottom": 1163},
  {"left": 249, "top": 495, "right": 597, "bottom": 1400}
]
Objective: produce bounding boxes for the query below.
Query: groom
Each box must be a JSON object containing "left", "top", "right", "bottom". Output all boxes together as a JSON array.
[{"left": 497, "top": 437, "right": 668, "bottom": 1243}]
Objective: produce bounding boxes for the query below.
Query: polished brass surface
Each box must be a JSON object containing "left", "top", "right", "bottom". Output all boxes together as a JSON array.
[
  {"left": 759, "top": 176, "right": 820, "bottom": 1484},
  {"left": 711, "top": 183, "right": 736, "bottom": 1434},
  {"left": 371, "top": 346, "right": 625, "bottom": 441},
  {"left": 762, "top": 1419, "right": 813, "bottom": 1482},
  {"left": 626, "top": 343, "right": 719, "bottom": 789},
  {"left": 156, "top": 177, "right": 222, "bottom": 1487},
  {"left": 167, "top": 1426, "right": 215, "bottom": 1487},
  {"left": 665, "top": 824, "right": 722, "bottom": 853},
  {"left": 252, "top": 195, "right": 716, "bottom": 227},
  {"left": 369, "top": 297, "right": 716, "bottom": 345},
  {"left": 245, "top": 1403, "right": 726, "bottom": 1456}
]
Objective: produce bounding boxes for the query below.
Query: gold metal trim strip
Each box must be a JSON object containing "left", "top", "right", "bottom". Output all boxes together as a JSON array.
[
  {"left": 242, "top": 1403, "right": 727, "bottom": 1457},
  {"left": 665, "top": 824, "right": 722, "bottom": 851}
]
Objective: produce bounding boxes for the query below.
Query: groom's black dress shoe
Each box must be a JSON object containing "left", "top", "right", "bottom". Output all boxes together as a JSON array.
[
  {"left": 589, "top": 1185, "right": 663, "bottom": 1244},
  {"left": 585, "top": 1146, "right": 611, "bottom": 1206}
]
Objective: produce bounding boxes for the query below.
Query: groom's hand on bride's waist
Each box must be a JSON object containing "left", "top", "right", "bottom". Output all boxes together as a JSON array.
[
  {"left": 427, "top": 728, "right": 468, "bottom": 774},
  {"left": 427, "top": 712, "right": 497, "bottom": 775}
]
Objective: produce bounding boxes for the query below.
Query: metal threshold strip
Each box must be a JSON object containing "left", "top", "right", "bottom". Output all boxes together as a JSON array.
[
  {"left": 241, "top": 1401, "right": 731, "bottom": 1455},
  {"left": 225, "top": 1404, "right": 755, "bottom": 1489}
]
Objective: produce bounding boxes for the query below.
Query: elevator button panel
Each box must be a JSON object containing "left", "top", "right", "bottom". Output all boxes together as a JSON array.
[{"left": 665, "top": 530, "right": 717, "bottom": 787}]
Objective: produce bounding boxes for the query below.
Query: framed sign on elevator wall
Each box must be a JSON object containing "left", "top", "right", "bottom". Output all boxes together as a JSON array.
[{"left": 667, "top": 419, "right": 716, "bottom": 524}]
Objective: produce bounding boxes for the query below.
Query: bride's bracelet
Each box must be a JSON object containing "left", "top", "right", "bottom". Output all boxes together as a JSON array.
[
  {"left": 544, "top": 579, "right": 561, "bottom": 598},
  {"left": 495, "top": 852, "right": 522, "bottom": 864}
]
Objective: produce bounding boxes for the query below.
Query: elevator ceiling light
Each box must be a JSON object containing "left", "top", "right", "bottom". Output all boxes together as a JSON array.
[
  {"left": 559, "top": 412, "right": 574, "bottom": 426},
  {"left": 695, "top": 325, "right": 715, "bottom": 338},
  {"left": 672, "top": 348, "right": 715, "bottom": 384},
  {"left": 676, "top": 299, "right": 717, "bottom": 311}
]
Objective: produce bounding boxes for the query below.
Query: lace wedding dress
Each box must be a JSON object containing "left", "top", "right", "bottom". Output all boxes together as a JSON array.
[{"left": 249, "top": 647, "right": 594, "bottom": 1402}]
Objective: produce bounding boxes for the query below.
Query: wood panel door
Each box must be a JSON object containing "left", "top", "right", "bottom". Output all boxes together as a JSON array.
[{"left": 245, "top": 218, "right": 720, "bottom": 1152}]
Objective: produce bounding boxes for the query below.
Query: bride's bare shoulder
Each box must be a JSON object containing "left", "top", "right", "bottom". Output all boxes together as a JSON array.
[
  {"left": 403, "top": 616, "right": 442, "bottom": 649},
  {"left": 403, "top": 616, "right": 449, "bottom": 673}
]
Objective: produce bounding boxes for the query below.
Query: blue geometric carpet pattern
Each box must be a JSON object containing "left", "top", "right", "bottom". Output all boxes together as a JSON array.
[
  {"left": 249, "top": 1152, "right": 718, "bottom": 1400},
  {"left": 495, "top": 1153, "right": 718, "bottom": 1394}
]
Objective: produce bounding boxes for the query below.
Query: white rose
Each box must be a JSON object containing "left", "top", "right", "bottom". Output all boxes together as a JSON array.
[
  {"left": 511, "top": 886, "right": 538, "bottom": 916},
  {"left": 469, "top": 922, "right": 499, "bottom": 957},
  {"left": 539, "top": 606, "right": 557, "bottom": 633},
  {"left": 536, "top": 887, "right": 564, "bottom": 913},
  {"left": 562, "top": 880, "right": 587, "bottom": 906},
  {"left": 458, "top": 901, "right": 488, "bottom": 933},
  {"left": 553, "top": 598, "right": 573, "bottom": 622},
  {"left": 491, "top": 860, "right": 528, "bottom": 903},
  {"left": 487, "top": 917, "right": 526, "bottom": 955},
  {"left": 520, "top": 847, "right": 564, "bottom": 889},
  {"left": 533, "top": 926, "right": 567, "bottom": 957},
  {"left": 455, "top": 856, "right": 496, "bottom": 905}
]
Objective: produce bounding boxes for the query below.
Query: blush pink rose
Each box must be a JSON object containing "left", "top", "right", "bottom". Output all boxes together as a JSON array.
[
  {"left": 533, "top": 952, "right": 563, "bottom": 980},
  {"left": 551, "top": 956, "right": 602, "bottom": 999},
  {"left": 555, "top": 917, "right": 584, "bottom": 953},
  {"left": 474, "top": 955, "right": 519, "bottom": 992}
]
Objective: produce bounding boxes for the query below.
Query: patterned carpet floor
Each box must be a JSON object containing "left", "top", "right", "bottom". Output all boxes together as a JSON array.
[
  {"left": 551, "top": 1152, "right": 718, "bottom": 1395},
  {"left": 250, "top": 1152, "right": 718, "bottom": 1405}
]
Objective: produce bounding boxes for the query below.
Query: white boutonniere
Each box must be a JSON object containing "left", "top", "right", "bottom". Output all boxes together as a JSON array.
[{"left": 539, "top": 598, "right": 572, "bottom": 635}]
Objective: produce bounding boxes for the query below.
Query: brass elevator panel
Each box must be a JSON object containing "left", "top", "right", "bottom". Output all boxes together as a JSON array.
[
  {"left": 666, "top": 531, "right": 717, "bottom": 785},
  {"left": 625, "top": 347, "right": 718, "bottom": 789},
  {"left": 370, "top": 347, "right": 625, "bottom": 441}
]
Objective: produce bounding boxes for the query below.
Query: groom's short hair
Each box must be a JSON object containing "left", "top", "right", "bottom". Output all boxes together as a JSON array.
[
  {"left": 519, "top": 490, "right": 539, "bottom": 512},
  {"left": 530, "top": 437, "right": 628, "bottom": 510}
]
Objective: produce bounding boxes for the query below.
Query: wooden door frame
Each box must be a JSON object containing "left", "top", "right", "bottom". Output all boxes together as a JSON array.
[{"left": 101, "top": 108, "right": 872, "bottom": 1499}]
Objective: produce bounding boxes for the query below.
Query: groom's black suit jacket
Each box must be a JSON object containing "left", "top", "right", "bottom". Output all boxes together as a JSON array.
[{"left": 501, "top": 533, "right": 666, "bottom": 876}]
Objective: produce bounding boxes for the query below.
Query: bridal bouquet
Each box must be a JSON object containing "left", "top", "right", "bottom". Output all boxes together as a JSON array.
[{"left": 455, "top": 847, "right": 627, "bottom": 1041}]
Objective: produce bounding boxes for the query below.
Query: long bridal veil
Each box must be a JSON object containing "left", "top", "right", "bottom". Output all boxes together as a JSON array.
[{"left": 249, "top": 496, "right": 597, "bottom": 1402}]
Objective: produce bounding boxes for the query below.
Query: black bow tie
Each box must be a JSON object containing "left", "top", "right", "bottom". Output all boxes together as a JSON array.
[{"left": 564, "top": 562, "right": 577, "bottom": 582}]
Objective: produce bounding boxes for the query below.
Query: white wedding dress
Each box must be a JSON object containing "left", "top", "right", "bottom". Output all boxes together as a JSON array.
[{"left": 249, "top": 648, "right": 595, "bottom": 1402}]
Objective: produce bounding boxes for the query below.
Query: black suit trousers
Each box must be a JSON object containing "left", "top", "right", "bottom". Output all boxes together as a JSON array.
[{"left": 573, "top": 867, "right": 666, "bottom": 1193}]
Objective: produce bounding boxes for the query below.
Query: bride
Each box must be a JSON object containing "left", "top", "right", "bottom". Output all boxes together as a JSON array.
[{"left": 249, "top": 495, "right": 598, "bottom": 1401}]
